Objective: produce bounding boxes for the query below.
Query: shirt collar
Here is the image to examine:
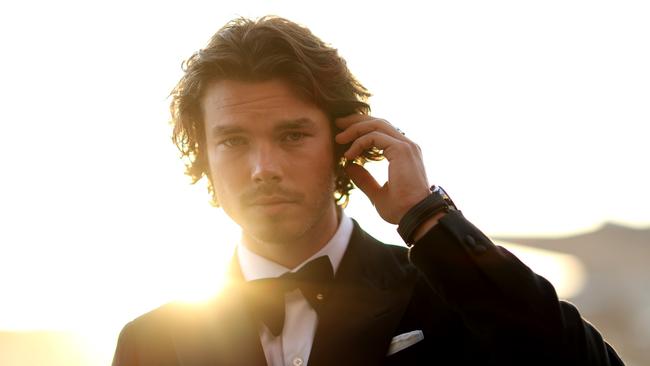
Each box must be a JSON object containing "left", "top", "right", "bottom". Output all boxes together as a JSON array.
[{"left": 237, "top": 214, "right": 353, "bottom": 281}]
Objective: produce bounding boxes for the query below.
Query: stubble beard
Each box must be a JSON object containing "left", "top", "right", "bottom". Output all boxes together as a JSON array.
[{"left": 240, "top": 176, "right": 338, "bottom": 250}]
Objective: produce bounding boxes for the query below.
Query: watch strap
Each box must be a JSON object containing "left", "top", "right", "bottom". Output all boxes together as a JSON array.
[{"left": 397, "top": 186, "right": 454, "bottom": 246}]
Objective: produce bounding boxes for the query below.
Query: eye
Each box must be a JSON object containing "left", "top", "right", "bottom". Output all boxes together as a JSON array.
[
  {"left": 282, "top": 132, "right": 307, "bottom": 143},
  {"left": 219, "top": 136, "right": 247, "bottom": 148}
]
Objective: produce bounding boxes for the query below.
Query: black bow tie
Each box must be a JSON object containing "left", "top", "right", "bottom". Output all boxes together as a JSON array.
[{"left": 245, "top": 256, "right": 334, "bottom": 337}]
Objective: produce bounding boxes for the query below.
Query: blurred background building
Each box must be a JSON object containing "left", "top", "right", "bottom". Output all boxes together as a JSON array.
[{"left": 497, "top": 223, "right": 650, "bottom": 366}]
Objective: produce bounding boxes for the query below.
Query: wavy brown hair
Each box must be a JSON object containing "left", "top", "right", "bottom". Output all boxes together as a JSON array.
[{"left": 170, "top": 16, "right": 383, "bottom": 206}]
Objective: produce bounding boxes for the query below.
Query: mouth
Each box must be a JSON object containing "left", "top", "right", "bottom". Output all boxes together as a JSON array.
[{"left": 249, "top": 196, "right": 296, "bottom": 206}]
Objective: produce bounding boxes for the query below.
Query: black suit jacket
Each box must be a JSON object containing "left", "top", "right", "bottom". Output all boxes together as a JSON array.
[{"left": 112, "top": 211, "right": 624, "bottom": 365}]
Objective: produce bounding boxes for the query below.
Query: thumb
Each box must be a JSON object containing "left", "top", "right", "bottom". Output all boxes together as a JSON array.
[{"left": 345, "top": 163, "right": 381, "bottom": 202}]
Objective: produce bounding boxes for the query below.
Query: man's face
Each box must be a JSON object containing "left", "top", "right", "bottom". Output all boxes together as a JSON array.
[{"left": 202, "top": 79, "right": 338, "bottom": 245}]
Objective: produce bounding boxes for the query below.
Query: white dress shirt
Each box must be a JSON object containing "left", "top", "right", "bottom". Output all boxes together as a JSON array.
[{"left": 237, "top": 215, "right": 353, "bottom": 366}]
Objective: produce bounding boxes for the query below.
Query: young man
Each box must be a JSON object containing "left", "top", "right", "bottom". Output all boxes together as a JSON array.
[{"left": 112, "top": 16, "right": 624, "bottom": 365}]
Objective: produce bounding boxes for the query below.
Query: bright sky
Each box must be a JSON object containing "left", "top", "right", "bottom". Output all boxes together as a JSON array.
[{"left": 0, "top": 0, "right": 648, "bottom": 353}]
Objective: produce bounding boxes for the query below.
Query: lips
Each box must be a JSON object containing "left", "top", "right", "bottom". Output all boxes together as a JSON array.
[{"left": 249, "top": 196, "right": 296, "bottom": 206}]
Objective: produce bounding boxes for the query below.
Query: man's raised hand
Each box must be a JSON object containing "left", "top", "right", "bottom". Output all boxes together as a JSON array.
[{"left": 335, "top": 114, "right": 431, "bottom": 224}]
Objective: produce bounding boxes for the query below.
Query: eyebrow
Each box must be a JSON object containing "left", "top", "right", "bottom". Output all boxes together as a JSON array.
[
  {"left": 274, "top": 118, "right": 316, "bottom": 131},
  {"left": 211, "top": 125, "right": 245, "bottom": 138},
  {"left": 210, "top": 118, "right": 316, "bottom": 138}
]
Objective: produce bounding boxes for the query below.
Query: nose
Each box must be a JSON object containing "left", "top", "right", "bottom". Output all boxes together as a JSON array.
[{"left": 250, "top": 143, "right": 282, "bottom": 184}]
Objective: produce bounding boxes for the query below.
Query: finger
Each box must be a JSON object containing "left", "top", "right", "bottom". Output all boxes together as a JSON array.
[
  {"left": 345, "top": 163, "right": 381, "bottom": 201},
  {"left": 335, "top": 119, "right": 407, "bottom": 144},
  {"left": 343, "top": 131, "right": 406, "bottom": 160},
  {"left": 335, "top": 114, "right": 376, "bottom": 129}
]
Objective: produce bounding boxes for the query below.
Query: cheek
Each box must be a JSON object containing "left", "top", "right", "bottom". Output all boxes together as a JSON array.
[
  {"left": 308, "top": 144, "right": 337, "bottom": 184},
  {"left": 208, "top": 156, "right": 246, "bottom": 199}
]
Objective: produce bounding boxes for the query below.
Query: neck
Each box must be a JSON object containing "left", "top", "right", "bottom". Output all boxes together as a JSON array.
[{"left": 242, "top": 206, "right": 340, "bottom": 269}]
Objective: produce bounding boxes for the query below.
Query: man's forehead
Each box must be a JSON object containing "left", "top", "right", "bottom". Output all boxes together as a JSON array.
[
  {"left": 202, "top": 79, "right": 301, "bottom": 111},
  {"left": 201, "top": 79, "right": 329, "bottom": 133}
]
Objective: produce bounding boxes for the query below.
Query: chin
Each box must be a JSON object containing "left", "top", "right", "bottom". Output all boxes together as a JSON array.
[{"left": 245, "top": 222, "right": 306, "bottom": 246}]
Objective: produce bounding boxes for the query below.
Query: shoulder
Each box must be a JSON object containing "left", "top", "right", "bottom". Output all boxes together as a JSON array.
[
  {"left": 349, "top": 219, "right": 412, "bottom": 265},
  {"left": 119, "top": 291, "right": 237, "bottom": 337},
  {"left": 345, "top": 219, "right": 422, "bottom": 290},
  {"left": 121, "top": 301, "right": 196, "bottom": 334},
  {"left": 115, "top": 301, "right": 205, "bottom": 348},
  {"left": 113, "top": 296, "right": 229, "bottom": 365},
  {"left": 112, "top": 302, "right": 186, "bottom": 365}
]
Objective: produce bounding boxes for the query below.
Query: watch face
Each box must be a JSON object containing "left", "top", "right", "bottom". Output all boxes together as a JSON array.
[{"left": 434, "top": 186, "right": 457, "bottom": 211}]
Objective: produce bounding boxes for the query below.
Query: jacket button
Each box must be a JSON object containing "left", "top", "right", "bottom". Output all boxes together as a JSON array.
[{"left": 464, "top": 234, "right": 476, "bottom": 247}]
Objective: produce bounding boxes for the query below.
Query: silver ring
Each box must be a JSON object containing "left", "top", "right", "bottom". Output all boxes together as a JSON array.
[{"left": 396, "top": 127, "right": 406, "bottom": 136}]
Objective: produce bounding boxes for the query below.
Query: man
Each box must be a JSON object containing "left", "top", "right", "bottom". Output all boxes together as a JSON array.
[{"left": 113, "top": 16, "right": 624, "bottom": 365}]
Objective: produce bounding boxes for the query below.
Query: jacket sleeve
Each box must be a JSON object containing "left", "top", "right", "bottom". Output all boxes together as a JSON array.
[{"left": 408, "top": 210, "right": 625, "bottom": 365}]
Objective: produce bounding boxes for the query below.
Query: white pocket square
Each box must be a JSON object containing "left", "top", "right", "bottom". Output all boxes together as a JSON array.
[{"left": 386, "top": 330, "right": 424, "bottom": 356}]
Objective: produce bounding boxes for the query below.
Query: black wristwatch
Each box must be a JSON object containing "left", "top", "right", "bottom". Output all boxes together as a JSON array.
[{"left": 397, "top": 185, "right": 458, "bottom": 246}]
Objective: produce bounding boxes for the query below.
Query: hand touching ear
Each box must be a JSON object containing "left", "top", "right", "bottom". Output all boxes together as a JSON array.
[{"left": 335, "top": 114, "right": 431, "bottom": 224}]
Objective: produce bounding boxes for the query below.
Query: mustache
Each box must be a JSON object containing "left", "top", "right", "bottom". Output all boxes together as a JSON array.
[{"left": 241, "top": 184, "right": 304, "bottom": 205}]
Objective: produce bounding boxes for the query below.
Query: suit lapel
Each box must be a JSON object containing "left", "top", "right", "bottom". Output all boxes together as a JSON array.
[{"left": 309, "top": 222, "right": 418, "bottom": 366}]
